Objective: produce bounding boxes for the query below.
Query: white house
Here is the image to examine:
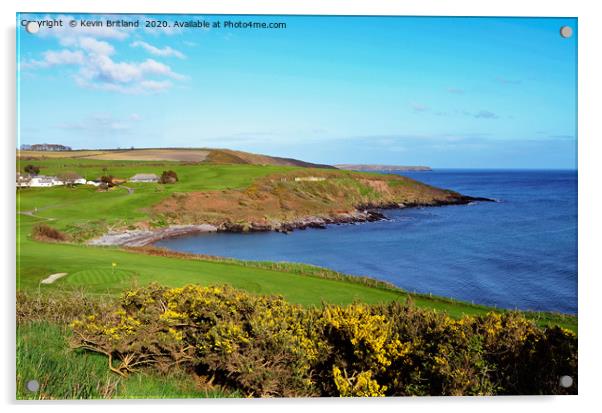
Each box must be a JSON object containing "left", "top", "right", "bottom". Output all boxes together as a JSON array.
[
  {"left": 53, "top": 176, "right": 86, "bottom": 186},
  {"left": 29, "top": 175, "right": 58, "bottom": 187},
  {"left": 17, "top": 174, "right": 87, "bottom": 188},
  {"left": 129, "top": 173, "right": 159, "bottom": 183}
]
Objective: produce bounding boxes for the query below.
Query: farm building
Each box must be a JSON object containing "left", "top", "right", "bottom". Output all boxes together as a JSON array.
[
  {"left": 16, "top": 174, "right": 87, "bottom": 188},
  {"left": 29, "top": 175, "right": 59, "bottom": 187},
  {"left": 129, "top": 173, "right": 159, "bottom": 183}
]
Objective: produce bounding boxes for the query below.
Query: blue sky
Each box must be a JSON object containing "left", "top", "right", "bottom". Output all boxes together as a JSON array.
[{"left": 17, "top": 14, "right": 577, "bottom": 168}]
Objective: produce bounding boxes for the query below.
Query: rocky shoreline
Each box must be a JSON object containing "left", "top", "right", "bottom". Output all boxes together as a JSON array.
[
  {"left": 88, "top": 224, "right": 219, "bottom": 247},
  {"left": 88, "top": 195, "right": 494, "bottom": 247}
]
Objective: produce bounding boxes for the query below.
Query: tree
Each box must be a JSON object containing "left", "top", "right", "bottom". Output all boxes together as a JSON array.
[
  {"left": 160, "top": 170, "right": 178, "bottom": 184},
  {"left": 23, "top": 164, "right": 40, "bottom": 176},
  {"left": 100, "top": 175, "right": 114, "bottom": 187},
  {"left": 58, "top": 171, "right": 81, "bottom": 187}
]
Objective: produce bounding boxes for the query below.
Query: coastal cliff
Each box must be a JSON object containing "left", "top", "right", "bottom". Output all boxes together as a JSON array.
[
  {"left": 136, "top": 169, "right": 492, "bottom": 240},
  {"left": 87, "top": 169, "right": 492, "bottom": 246}
]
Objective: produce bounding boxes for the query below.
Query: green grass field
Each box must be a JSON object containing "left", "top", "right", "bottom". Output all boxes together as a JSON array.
[
  {"left": 17, "top": 322, "right": 235, "bottom": 399},
  {"left": 16, "top": 157, "right": 577, "bottom": 399},
  {"left": 62, "top": 268, "right": 136, "bottom": 286}
]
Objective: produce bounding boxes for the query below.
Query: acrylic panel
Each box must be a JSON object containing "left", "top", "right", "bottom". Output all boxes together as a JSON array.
[{"left": 16, "top": 13, "right": 577, "bottom": 399}]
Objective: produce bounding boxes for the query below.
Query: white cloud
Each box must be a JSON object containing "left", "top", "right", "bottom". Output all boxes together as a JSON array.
[
  {"left": 139, "top": 59, "right": 185, "bottom": 79},
  {"left": 44, "top": 49, "right": 84, "bottom": 65},
  {"left": 21, "top": 49, "right": 84, "bottom": 68},
  {"left": 74, "top": 55, "right": 183, "bottom": 93},
  {"left": 78, "top": 37, "right": 115, "bottom": 55},
  {"left": 131, "top": 41, "right": 185, "bottom": 59},
  {"left": 22, "top": 33, "right": 185, "bottom": 94},
  {"left": 83, "top": 55, "right": 144, "bottom": 83},
  {"left": 139, "top": 80, "right": 173, "bottom": 92}
]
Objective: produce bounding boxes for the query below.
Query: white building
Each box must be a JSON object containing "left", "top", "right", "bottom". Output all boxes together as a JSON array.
[
  {"left": 29, "top": 175, "right": 58, "bottom": 187},
  {"left": 17, "top": 174, "right": 87, "bottom": 188},
  {"left": 129, "top": 173, "right": 159, "bottom": 183}
]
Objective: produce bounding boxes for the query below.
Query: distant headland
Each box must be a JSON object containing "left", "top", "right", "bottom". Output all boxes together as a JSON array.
[{"left": 335, "top": 164, "right": 432, "bottom": 172}]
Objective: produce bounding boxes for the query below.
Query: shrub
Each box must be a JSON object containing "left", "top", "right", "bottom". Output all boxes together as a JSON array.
[
  {"left": 69, "top": 284, "right": 578, "bottom": 397},
  {"left": 160, "top": 170, "right": 178, "bottom": 184},
  {"left": 70, "top": 284, "right": 322, "bottom": 396},
  {"left": 31, "top": 223, "right": 69, "bottom": 242},
  {"left": 316, "top": 303, "right": 408, "bottom": 396},
  {"left": 23, "top": 164, "right": 40, "bottom": 175}
]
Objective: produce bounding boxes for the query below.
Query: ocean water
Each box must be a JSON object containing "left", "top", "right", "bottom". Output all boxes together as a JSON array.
[{"left": 155, "top": 170, "right": 577, "bottom": 314}]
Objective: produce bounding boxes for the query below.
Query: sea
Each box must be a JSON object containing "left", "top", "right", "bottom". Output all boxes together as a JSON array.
[{"left": 155, "top": 170, "right": 578, "bottom": 314}]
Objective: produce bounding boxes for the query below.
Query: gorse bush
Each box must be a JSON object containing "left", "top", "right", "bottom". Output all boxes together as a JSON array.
[
  {"left": 17, "top": 290, "right": 113, "bottom": 325},
  {"left": 71, "top": 284, "right": 322, "bottom": 396},
  {"left": 69, "top": 284, "right": 577, "bottom": 397}
]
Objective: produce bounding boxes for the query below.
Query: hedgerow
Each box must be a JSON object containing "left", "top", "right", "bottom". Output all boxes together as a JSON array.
[{"left": 68, "top": 284, "right": 577, "bottom": 397}]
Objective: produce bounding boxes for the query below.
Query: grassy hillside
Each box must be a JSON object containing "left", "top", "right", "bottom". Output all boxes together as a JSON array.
[
  {"left": 16, "top": 156, "right": 475, "bottom": 237},
  {"left": 18, "top": 163, "right": 290, "bottom": 234},
  {"left": 152, "top": 168, "right": 473, "bottom": 228},
  {"left": 18, "top": 147, "right": 334, "bottom": 168},
  {"left": 205, "top": 148, "right": 335, "bottom": 168}
]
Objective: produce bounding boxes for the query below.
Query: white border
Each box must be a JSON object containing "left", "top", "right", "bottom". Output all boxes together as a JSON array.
[{"left": 2, "top": 1, "right": 600, "bottom": 412}]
